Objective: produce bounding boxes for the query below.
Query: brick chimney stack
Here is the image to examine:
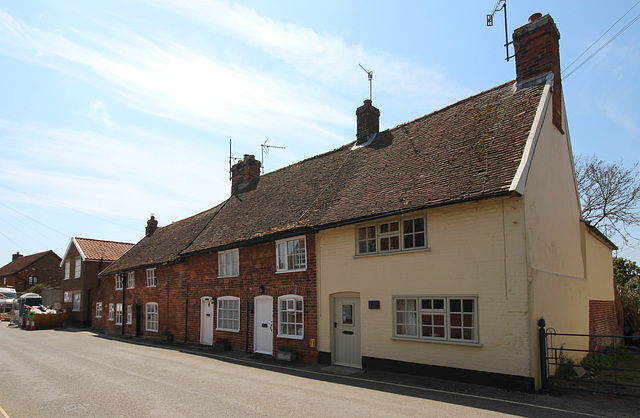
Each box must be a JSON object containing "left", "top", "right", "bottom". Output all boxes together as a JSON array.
[
  {"left": 513, "top": 13, "right": 563, "bottom": 132},
  {"left": 356, "top": 99, "right": 380, "bottom": 145},
  {"left": 145, "top": 214, "right": 158, "bottom": 237},
  {"left": 12, "top": 252, "right": 22, "bottom": 261},
  {"left": 231, "top": 154, "right": 261, "bottom": 194}
]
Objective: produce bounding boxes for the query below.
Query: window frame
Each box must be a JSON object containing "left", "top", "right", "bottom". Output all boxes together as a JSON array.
[
  {"left": 392, "top": 296, "right": 478, "bottom": 344},
  {"left": 75, "top": 257, "right": 82, "bottom": 278},
  {"left": 127, "top": 271, "right": 135, "bottom": 289},
  {"left": 95, "top": 302, "right": 103, "bottom": 318},
  {"left": 216, "top": 296, "right": 240, "bottom": 332},
  {"left": 146, "top": 302, "right": 158, "bottom": 332},
  {"left": 218, "top": 249, "right": 239, "bottom": 278},
  {"left": 146, "top": 268, "right": 157, "bottom": 287},
  {"left": 356, "top": 216, "right": 427, "bottom": 256},
  {"left": 64, "top": 260, "right": 70, "bottom": 280},
  {"left": 126, "top": 304, "right": 133, "bottom": 324},
  {"left": 277, "top": 295, "right": 304, "bottom": 339},
  {"left": 115, "top": 274, "right": 124, "bottom": 290},
  {"left": 115, "top": 303, "right": 123, "bottom": 325},
  {"left": 275, "top": 236, "right": 307, "bottom": 273},
  {"left": 108, "top": 303, "right": 114, "bottom": 321}
]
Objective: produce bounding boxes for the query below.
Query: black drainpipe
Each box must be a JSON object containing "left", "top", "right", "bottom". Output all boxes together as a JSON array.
[
  {"left": 245, "top": 300, "right": 250, "bottom": 352},
  {"left": 121, "top": 273, "right": 125, "bottom": 336},
  {"left": 184, "top": 285, "right": 189, "bottom": 343}
]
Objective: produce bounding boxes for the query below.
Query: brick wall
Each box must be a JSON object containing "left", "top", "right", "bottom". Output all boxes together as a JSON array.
[
  {"left": 10, "top": 252, "right": 62, "bottom": 292},
  {"left": 93, "top": 234, "right": 318, "bottom": 362},
  {"left": 589, "top": 298, "right": 624, "bottom": 351}
]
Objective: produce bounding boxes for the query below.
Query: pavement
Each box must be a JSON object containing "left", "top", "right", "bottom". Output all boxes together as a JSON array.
[{"left": 95, "top": 330, "right": 640, "bottom": 417}]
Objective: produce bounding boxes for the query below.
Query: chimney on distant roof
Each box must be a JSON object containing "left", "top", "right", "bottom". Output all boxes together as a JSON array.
[
  {"left": 513, "top": 13, "right": 563, "bottom": 132},
  {"left": 356, "top": 99, "right": 380, "bottom": 145},
  {"left": 145, "top": 214, "right": 158, "bottom": 237},
  {"left": 231, "top": 154, "right": 261, "bottom": 194},
  {"left": 12, "top": 252, "right": 22, "bottom": 261}
]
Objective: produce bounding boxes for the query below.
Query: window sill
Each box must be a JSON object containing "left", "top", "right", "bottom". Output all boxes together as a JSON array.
[
  {"left": 355, "top": 247, "right": 430, "bottom": 258},
  {"left": 146, "top": 285, "right": 157, "bottom": 288},
  {"left": 216, "top": 328, "right": 240, "bottom": 333},
  {"left": 146, "top": 329, "right": 158, "bottom": 333},
  {"left": 277, "top": 334, "right": 304, "bottom": 340},
  {"left": 275, "top": 268, "right": 307, "bottom": 274},
  {"left": 391, "top": 336, "right": 481, "bottom": 347},
  {"left": 217, "top": 275, "right": 239, "bottom": 279}
]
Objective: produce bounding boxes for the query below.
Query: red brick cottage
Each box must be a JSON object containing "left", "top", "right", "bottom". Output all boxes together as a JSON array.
[
  {"left": 0, "top": 251, "right": 62, "bottom": 292},
  {"left": 95, "top": 158, "right": 319, "bottom": 361},
  {"left": 60, "top": 238, "right": 134, "bottom": 327}
]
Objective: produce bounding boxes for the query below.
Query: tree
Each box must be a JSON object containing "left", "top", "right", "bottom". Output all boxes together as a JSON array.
[
  {"left": 26, "top": 283, "right": 51, "bottom": 295},
  {"left": 574, "top": 155, "right": 640, "bottom": 246},
  {"left": 613, "top": 257, "right": 640, "bottom": 334}
]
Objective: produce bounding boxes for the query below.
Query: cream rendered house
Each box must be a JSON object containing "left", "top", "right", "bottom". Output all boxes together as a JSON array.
[{"left": 315, "top": 14, "right": 618, "bottom": 391}]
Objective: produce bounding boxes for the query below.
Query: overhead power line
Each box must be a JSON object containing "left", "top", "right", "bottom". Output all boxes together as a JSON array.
[{"left": 563, "top": 1, "right": 640, "bottom": 80}]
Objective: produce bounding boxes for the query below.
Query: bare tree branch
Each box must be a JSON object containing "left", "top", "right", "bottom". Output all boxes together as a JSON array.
[{"left": 574, "top": 155, "right": 640, "bottom": 246}]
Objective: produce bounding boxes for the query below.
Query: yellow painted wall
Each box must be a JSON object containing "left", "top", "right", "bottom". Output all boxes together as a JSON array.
[
  {"left": 583, "top": 226, "right": 615, "bottom": 301},
  {"left": 317, "top": 196, "right": 534, "bottom": 378},
  {"left": 522, "top": 97, "right": 609, "bottom": 377}
]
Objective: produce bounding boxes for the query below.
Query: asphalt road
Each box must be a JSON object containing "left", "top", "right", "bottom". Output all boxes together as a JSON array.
[{"left": 0, "top": 324, "right": 636, "bottom": 417}]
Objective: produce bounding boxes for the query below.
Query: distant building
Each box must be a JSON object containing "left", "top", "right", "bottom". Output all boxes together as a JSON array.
[
  {"left": 0, "top": 251, "right": 62, "bottom": 292},
  {"left": 60, "top": 237, "right": 134, "bottom": 327}
]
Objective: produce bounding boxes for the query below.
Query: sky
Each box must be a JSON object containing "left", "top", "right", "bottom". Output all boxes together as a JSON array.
[{"left": 1, "top": 0, "right": 639, "bottom": 266}]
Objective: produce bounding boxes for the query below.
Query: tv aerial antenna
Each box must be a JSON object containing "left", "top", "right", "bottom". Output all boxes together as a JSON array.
[
  {"left": 261, "top": 137, "right": 285, "bottom": 174},
  {"left": 486, "top": 0, "right": 514, "bottom": 61},
  {"left": 228, "top": 139, "right": 240, "bottom": 181},
  {"left": 359, "top": 63, "right": 373, "bottom": 101}
]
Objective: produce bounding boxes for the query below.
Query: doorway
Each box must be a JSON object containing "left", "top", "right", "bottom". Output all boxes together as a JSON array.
[
  {"left": 253, "top": 296, "right": 273, "bottom": 355},
  {"left": 333, "top": 296, "right": 361, "bottom": 368},
  {"left": 200, "top": 297, "right": 214, "bottom": 346}
]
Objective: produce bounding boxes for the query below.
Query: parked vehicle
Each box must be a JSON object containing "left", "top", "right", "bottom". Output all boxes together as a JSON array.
[{"left": 0, "top": 287, "right": 18, "bottom": 313}]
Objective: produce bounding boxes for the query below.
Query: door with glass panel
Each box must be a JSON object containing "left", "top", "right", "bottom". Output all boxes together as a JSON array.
[{"left": 333, "top": 297, "right": 361, "bottom": 368}]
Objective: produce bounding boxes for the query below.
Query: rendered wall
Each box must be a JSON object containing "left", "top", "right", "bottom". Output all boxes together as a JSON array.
[
  {"left": 523, "top": 96, "right": 593, "bottom": 373},
  {"left": 317, "top": 196, "right": 533, "bottom": 379}
]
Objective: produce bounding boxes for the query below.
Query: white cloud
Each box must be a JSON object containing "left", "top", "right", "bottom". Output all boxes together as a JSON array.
[{"left": 89, "top": 99, "right": 112, "bottom": 127}]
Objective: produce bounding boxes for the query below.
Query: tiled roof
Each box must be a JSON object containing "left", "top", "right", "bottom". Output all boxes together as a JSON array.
[
  {"left": 0, "top": 250, "right": 60, "bottom": 276},
  {"left": 100, "top": 205, "right": 221, "bottom": 274},
  {"left": 103, "top": 80, "right": 545, "bottom": 273},
  {"left": 74, "top": 238, "right": 135, "bottom": 262}
]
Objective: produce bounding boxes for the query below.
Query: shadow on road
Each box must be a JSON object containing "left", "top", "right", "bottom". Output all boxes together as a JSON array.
[{"left": 87, "top": 330, "right": 638, "bottom": 417}]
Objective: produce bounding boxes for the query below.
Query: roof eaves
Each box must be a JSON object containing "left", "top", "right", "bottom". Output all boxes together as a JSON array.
[{"left": 582, "top": 220, "right": 618, "bottom": 251}]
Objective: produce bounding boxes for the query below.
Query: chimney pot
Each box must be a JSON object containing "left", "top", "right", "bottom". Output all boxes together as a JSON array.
[{"left": 528, "top": 12, "right": 542, "bottom": 23}]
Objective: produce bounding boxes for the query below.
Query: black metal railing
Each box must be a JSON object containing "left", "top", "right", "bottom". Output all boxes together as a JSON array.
[{"left": 539, "top": 322, "right": 640, "bottom": 397}]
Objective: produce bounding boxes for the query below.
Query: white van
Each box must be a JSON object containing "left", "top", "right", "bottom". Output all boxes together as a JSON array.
[{"left": 0, "top": 287, "right": 18, "bottom": 313}]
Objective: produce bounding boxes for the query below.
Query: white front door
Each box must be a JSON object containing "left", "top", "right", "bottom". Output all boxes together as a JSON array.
[
  {"left": 254, "top": 296, "right": 273, "bottom": 355},
  {"left": 200, "top": 297, "right": 214, "bottom": 346},
  {"left": 333, "top": 297, "right": 361, "bottom": 368}
]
